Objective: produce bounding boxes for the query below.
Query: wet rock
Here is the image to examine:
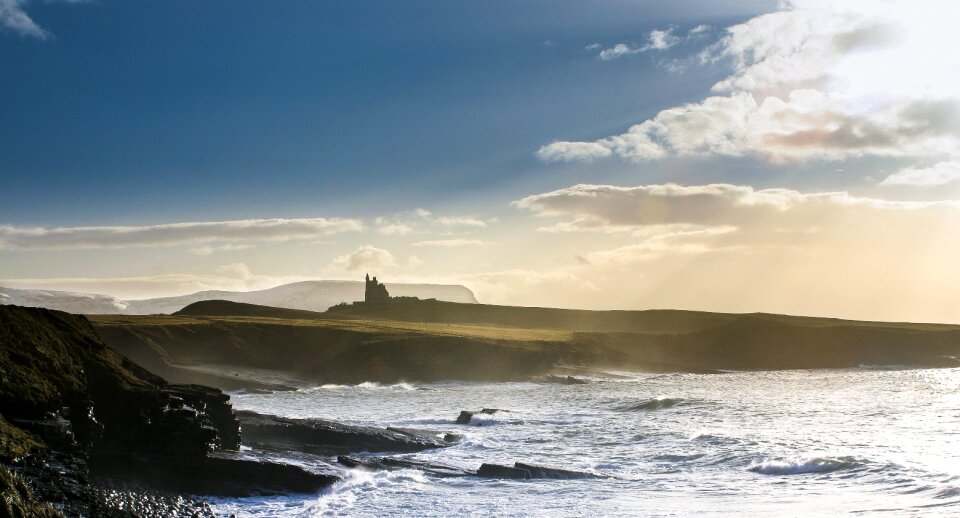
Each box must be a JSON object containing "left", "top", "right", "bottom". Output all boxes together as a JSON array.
[
  {"left": 513, "top": 462, "right": 600, "bottom": 479},
  {"left": 476, "top": 462, "right": 601, "bottom": 480},
  {"left": 90, "top": 451, "right": 339, "bottom": 497},
  {"left": 163, "top": 384, "right": 241, "bottom": 451},
  {"left": 541, "top": 375, "right": 589, "bottom": 385},
  {"left": 477, "top": 463, "right": 532, "bottom": 479},
  {"left": 237, "top": 411, "right": 454, "bottom": 454},
  {"left": 11, "top": 409, "right": 75, "bottom": 451},
  {"left": 338, "top": 455, "right": 473, "bottom": 477},
  {"left": 386, "top": 426, "right": 463, "bottom": 444},
  {"left": 455, "top": 408, "right": 502, "bottom": 425}
]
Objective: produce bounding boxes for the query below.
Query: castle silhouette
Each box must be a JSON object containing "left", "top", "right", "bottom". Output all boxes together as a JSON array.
[{"left": 364, "top": 273, "right": 390, "bottom": 303}]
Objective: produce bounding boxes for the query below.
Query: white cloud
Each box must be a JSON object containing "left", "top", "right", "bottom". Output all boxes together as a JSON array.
[
  {"left": 331, "top": 245, "right": 395, "bottom": 272},
  {"left": 411, "top": 239, "right": 487, "bottom": 247},
  {"left": 0, "top": 217, "right": 363, "bottom": 250},
  {"left": 377, "top": 222, "right": 414, "bottom": 236},
  {"left": 598, "top": 43, "right": 640, "bottom": 61},
  {"left": 515, "top": 182, "right": 960, "bottom": 239},
  {"left": 215, "top": 262, "right": 255, "bottom": 280},
  {"left": 537, "top": 141, "right": 612, "bottom": 162},
  {"left": 688, "top": 24, "right": 710, "bottom": 38},
  {"left": 432, "top": 216, "right": 487, "bottom": 228},
  {"left": 647, "top": 28, "right": 679, "bottom": 50},
  {"left": 880, "top": 161, "right": 960, "bottom": 187},
  {"left": 704, "top": 2, "right": 899, "bottom": 94},
  {"left": 190, "top": 244, "right": 254, "bottom": 256},
  {"left": 540, "top": 90, "right": 960, "bottom": 164},
  {"left": 594, "top": 27, "right": 680, "bottom": 61},
  {"left": 413, "top": 208, "right": 488, "bottom": 228},
  {"left": 0, "top": 0, "right": 89, "bottom": 40},
  {"left": 0, "top": 0, "right": 45, "bottom": 38},
  {"left": 542, "top": 1, "right": 960, "bottom": 165}
]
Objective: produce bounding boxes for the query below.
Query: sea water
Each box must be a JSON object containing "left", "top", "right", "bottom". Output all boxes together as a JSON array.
[{"left": 211, "top": 368, "right": 960, "bottom": 516}]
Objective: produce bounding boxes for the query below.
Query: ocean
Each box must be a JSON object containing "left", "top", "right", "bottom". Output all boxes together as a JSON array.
[{"left": 210, "top": 368, "right": 960, "bottom": 516}]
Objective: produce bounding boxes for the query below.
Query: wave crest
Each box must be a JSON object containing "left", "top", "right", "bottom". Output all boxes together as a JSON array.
[
  {"left": 749, "top": 456, "right": 864, "bottom": 475},
  {"left": 615, "top": 397, "right": 688, "bottom": 412}
]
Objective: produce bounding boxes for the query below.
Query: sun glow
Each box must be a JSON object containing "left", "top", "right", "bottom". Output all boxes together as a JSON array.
[{"left": 828, "top": 1, "right": 960, "bottom": 100}]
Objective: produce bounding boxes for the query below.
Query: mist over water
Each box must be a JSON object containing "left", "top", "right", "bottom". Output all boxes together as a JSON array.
[{"left": 213, "top": 369, "right": 960, "bottom": 516}]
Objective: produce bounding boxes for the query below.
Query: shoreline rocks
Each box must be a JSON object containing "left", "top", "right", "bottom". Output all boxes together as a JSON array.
[
  {"left": 455, "top": 408, "right": 503, "bottom": 425},
  {"left": 0, "top": 304, "right": 338, "bottom": 514},
  {"left": 237, "top": 411, "right": 460, "bottom": 455},
  {"left": 338, "top": 456, "right": 473, "bottom": 478},
  {"left": 337, "top": 454, "right": 602, "bottom": 481}
]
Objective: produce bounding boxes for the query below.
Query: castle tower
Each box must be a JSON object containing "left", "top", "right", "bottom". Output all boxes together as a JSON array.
[{"left": 364, "top": 273, "right": 390, "bottom": 303}]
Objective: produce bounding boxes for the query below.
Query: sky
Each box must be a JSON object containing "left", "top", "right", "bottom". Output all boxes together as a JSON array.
[{"left": 3, "top": 0, "right": 960, "bottom": 323}]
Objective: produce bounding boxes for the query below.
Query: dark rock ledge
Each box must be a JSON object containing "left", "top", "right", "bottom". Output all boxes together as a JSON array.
[
  {"left": 338, "top": 456, "right": 602, "bottom": 480},
  {"left": 0, "top": 305, "right": 337, "bottom": 516},
  {"left": 237, "top": 411, "right": 461, "bottom": 455}
]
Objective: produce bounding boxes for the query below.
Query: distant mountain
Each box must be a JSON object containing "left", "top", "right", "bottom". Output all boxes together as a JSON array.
[
  {"left": 0, "top": 281, "right": 478, "bottom": 315},
  {"left": 0, "top": 286, "right": 131, "bottom": 314}
]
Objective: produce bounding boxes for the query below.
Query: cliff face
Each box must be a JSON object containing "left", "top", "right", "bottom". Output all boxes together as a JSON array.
[{"left": 0, "top": 305, "right": 238, "bottom": 460}]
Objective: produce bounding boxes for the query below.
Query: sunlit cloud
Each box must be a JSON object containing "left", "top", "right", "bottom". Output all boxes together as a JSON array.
[
  {"left": 514, "top": 183, "right": 960, "bottom": 232},
  {"left": 412, "top": 239, "right": 487, "bottom": 247},
  {"left": 330, "top": 245, "right": 395, "bottom": 272},
  {"left": 0, "top": 217, "right": 364, "bottom": 250},
  {"left": 880, "top": 161, "right": 960, "bottom": 187},
  {"left": 541, "top": 1, "right": 960, "bottom": 165},
  {"left": 189, "top": 244, "right": 254, "bottom": 256},
  {"left": 376, "top": 223, "right": 415, "bottom": 236}
]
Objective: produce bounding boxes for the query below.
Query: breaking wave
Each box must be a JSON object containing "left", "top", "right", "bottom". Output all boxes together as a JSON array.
[
  {"left": 614, "top": 397, "right": 690, "bottom": 412},
  {"left": 748, "top": 456, "right": 865, "bottom": 475}
]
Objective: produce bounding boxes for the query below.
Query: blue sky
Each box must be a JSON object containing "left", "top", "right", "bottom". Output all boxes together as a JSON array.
[
  {"left": 4, "top": 0, "right": 960, "bottom": 323},
  {"left": 1, "top": 0, "right": 773, "bottom": 224}
]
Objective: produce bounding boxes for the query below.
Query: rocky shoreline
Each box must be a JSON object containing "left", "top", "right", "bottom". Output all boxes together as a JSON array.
[
  {"left": 0, "top": 305, "right": 339, "bottom": 516},
  {"left": 5, "top": 305, "right": 573, "bottom": 516}
]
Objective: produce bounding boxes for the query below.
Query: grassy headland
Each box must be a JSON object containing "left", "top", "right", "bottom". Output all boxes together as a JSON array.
[{"left": 88, "top": 299, "right": 960, "bottom": 389}]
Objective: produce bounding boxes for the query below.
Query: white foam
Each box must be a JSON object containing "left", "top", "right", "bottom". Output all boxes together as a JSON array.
[{"left": 749, "top": 456, "right": 860, "bottom": 475}]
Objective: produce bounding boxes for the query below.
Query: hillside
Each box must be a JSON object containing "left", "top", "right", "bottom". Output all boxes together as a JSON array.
[
  {"left": 0, "top": 280, "right": 478, "bottom": 315},
  {"left": 91, "top": 311, "right": 577, "bottom": 389},
  {"left": 326, "top": 297, "right": 960, "bottom": 333},
  {"left": 88, "top": 299, "right": 960, "bottom": 389}
]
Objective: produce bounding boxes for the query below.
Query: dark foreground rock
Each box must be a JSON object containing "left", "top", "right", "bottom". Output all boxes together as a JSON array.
[
  {"left": 8, "top": 451, "right": 218, "bottom": 517},
  {"left": 90, "top": 451, "right": 338, "bottom": 497},
  {"left": 0, "top": 304, "right": 338, "bottom": 514},
  {"left": 238, "top": 411, "right": 460, "bottom": 454},
  {"left": 455, "top": 408, "right": 503, "bottom": 425}
]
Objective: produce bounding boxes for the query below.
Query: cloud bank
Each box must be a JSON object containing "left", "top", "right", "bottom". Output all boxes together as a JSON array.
[
  {"left": 543, "top": 1, "right": 960, "bottom": 165},
  {"left": 0, "top": 217, "right": 364, "bottom": 250}
]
